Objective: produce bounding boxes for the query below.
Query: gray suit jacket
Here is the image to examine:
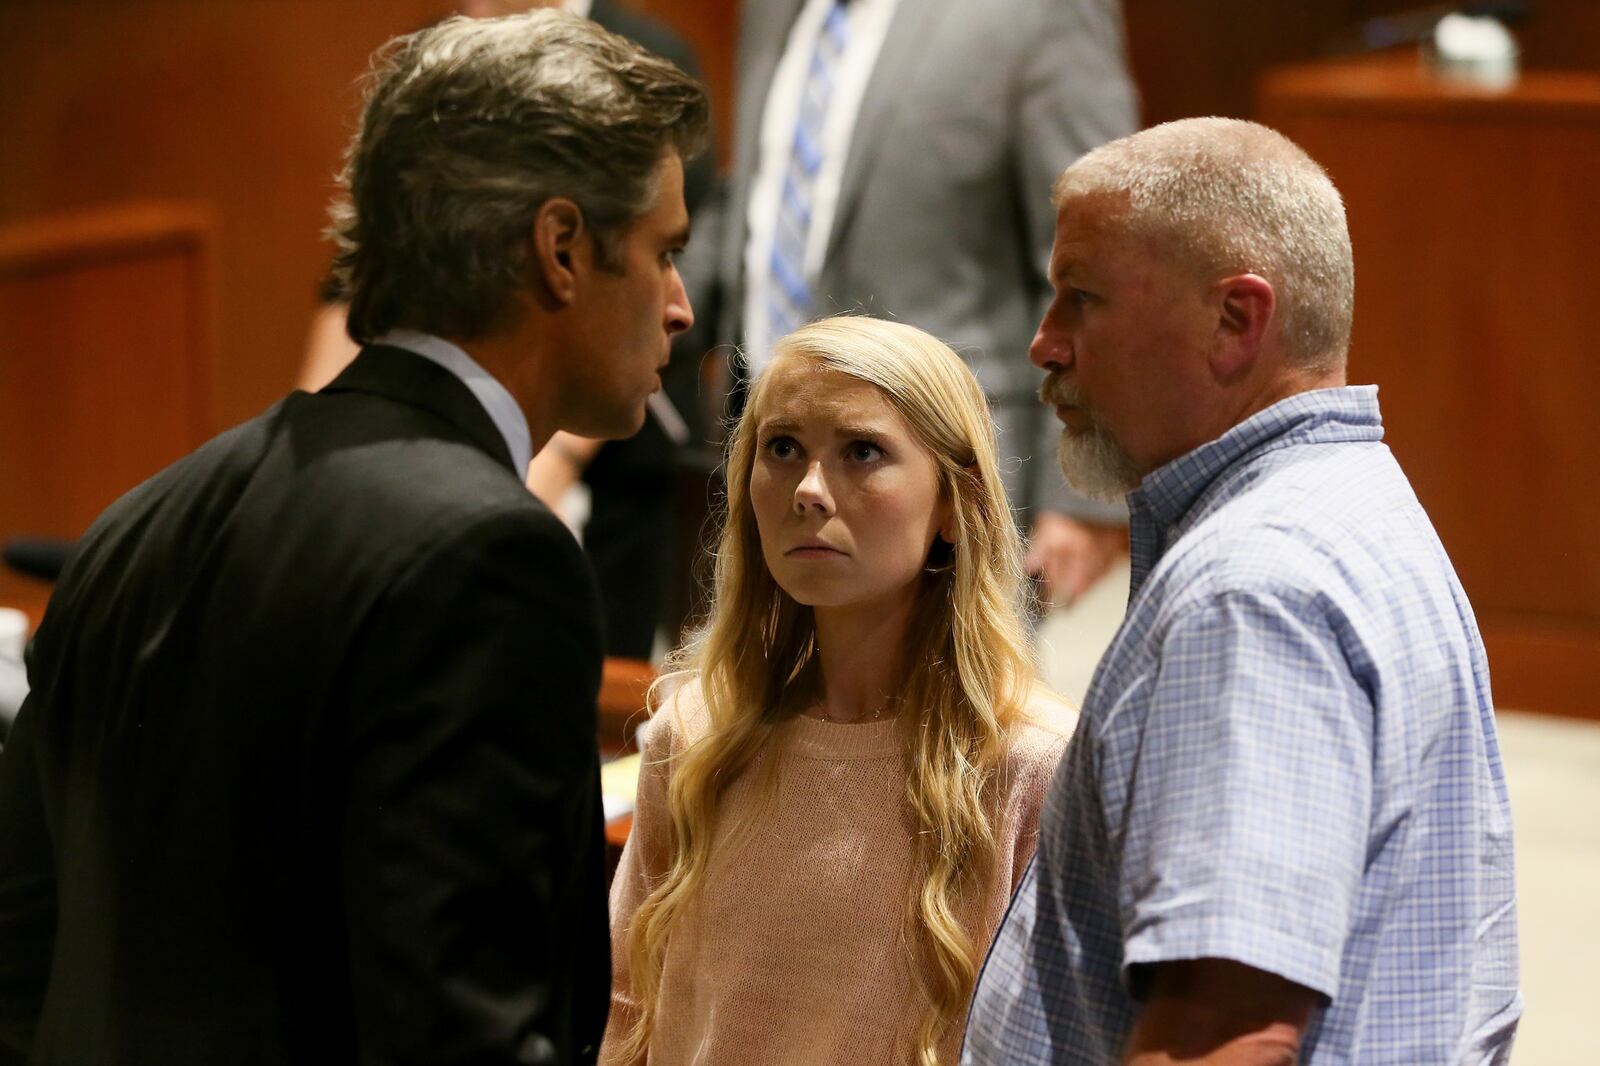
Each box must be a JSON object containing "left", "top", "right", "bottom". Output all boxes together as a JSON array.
[{"left": 707, "top": 0, "right": 1138, "bottom": 520}]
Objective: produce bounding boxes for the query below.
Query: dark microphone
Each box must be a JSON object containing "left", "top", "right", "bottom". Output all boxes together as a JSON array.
[{"left": 2, "top": 537, "right": 75, "bottom": 582}]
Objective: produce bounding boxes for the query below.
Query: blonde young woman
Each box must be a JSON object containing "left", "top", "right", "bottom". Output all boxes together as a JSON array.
[{"left": 601, "top": 317, "right": 1077, "bottom": 1066}]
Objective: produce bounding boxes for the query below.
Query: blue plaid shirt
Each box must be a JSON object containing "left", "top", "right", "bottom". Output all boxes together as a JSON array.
[{"left": 964, "top": 387, "right": 1521, "bottom": 1064}]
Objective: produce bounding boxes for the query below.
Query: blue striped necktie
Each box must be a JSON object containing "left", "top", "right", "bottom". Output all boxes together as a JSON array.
[{"left": 768, "top": 0, "right": 851, "bottom": 344}]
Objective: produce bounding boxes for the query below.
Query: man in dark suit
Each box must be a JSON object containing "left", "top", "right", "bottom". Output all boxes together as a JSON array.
[
  {"left": 461, "top": 0, "right": 721, "bottom": 659},
  {"left": 0, "top": 11, "right": 707, "bottom": 1065},
  {"left": 296, "top": 0, "right": 714, "bottom": 660}
]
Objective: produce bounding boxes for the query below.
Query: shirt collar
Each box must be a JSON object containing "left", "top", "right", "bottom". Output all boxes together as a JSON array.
[
  {"left": 1125, "top": 385, "right": 1385, "bottom": 580},
  {"left": 372, "top": 329, "right": 533, "bottom": 478}
]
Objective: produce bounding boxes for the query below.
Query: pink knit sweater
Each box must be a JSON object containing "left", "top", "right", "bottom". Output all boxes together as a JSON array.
[{"left": 601, "top": 687, "right": 1076, "bottom": 1065}]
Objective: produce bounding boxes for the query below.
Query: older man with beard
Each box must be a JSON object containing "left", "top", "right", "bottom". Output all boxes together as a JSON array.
[{"left": 963, "top": 118, "right": 1521, "bottom": 1065}]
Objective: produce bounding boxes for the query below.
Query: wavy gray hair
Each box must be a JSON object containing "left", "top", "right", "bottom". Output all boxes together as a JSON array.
[
  {"left": 1054, "top": 117, "right": 1355, "bottom": 370},
  {"left": 328, "top": 10, "right": 709, "bottom": 342}
]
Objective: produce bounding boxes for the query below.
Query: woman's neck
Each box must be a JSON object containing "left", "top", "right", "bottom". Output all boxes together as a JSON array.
[{"left": 809, "top": 592, "right": 916, "bottom": 723}]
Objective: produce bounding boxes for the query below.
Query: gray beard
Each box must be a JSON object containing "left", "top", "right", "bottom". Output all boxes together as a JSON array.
[{"left": 1056, "top": 423, "right": 1142, "bottom": 503}]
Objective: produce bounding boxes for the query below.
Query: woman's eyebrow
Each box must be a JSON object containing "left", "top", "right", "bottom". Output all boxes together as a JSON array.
[{"left": 832, "top": 423, "right": 890, "bottom": 441}]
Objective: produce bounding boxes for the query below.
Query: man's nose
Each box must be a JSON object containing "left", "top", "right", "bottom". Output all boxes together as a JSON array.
[
  {"left": 793, "top": 462, "right": 833, "bottom": 514},
  {"left": 1029, "top": 320, "right": 1070, "bottom": 372},
  {"left": 666, "top": 266, "right": 693, "bottom": 336}
]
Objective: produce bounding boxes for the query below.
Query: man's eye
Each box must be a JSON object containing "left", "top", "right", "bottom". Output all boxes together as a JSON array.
[{"left": 1069, "top": 288, "right": 1093, "bottom": 307}]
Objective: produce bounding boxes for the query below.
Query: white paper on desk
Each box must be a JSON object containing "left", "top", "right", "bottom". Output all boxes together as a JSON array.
[{"left": 600, "top": 752, "right": 643, "bottom": 823}]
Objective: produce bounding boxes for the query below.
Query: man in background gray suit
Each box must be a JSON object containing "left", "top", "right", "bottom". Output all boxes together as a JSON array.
[{"left": 702, "top": 0, "right": 1139, "bottom": 601}]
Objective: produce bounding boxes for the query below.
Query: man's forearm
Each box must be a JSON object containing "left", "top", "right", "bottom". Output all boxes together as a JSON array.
[
  {"left": 1122, "top": 959, "right": 1316, "bottom": 1066},
  {"left": 1124, "top": 1014, "right": 1302, "bottom": 1066}
]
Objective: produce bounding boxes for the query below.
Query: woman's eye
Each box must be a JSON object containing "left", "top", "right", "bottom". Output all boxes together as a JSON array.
[
  {"left": 764, "top": 436, "right": 799, "bottom": 460},
  {"left": 846, "top": 441, "right": 884, "bottom": 463}
]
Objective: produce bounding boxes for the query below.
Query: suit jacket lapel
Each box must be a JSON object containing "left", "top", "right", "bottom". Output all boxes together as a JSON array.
[
  {"left": 825, "top": 0, "right": 941, "bottom": 263},
  {"left": 321, "top": 345, "right": 518, "bottom": 474}
]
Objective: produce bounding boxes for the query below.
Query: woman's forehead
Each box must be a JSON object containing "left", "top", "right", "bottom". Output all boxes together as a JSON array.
[{"left": 754, "top": 357, "right": 902, "bottom": 428}]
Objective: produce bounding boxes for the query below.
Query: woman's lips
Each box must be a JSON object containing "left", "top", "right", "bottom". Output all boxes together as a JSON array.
[{"left": 786, "top": 545, "right": 846, "bottom": 558}]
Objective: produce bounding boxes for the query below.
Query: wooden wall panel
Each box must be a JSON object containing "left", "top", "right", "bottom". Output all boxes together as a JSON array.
[
  {"left": 1123, "top": 0, "right": 1600, "bottom": 126},
  {"left": 1260, "top": 55, "right": 1600, "bottom": 718},
  {"left": 631, "top": 0, "right": 738, "bottom": 169},
  {"left": 0, "top": 0, "right": 447, "bottom": 433},
  {"left": 1123, "top": 1, "right": 1365, "bottom": 125},
  {"left": 0, "top": 204, "right": 213, "bottom": 612}
]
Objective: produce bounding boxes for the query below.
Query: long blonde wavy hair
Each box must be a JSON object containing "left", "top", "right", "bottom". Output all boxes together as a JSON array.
[{"left": 621, "top": 317, "right": 1036, "bottom": 1065}]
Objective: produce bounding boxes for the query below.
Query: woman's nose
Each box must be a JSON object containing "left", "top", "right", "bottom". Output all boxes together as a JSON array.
[{"left": 793, "top": 461, "right": 834, "bottom": 515}]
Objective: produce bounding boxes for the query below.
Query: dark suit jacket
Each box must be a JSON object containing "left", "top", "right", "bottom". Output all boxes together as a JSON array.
[{"left": 0, "top": 347, "right": 609, "bottom": 1065}]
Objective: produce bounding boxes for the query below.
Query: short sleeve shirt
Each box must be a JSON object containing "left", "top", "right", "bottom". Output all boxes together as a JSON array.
[{"left": 963, "top": 386, "right": 1521, "bottom": 1064}]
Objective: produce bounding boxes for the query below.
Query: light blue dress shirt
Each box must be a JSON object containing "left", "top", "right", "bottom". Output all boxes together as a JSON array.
[
  {"left": 374, "top": 329, "right": 533, "bottom": 478},
  {"left": 963, "top": 386, "right": 1521, "bottom": 1064}
]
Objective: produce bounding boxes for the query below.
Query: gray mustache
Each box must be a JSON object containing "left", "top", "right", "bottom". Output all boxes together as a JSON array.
[{"left": 1038, "top": 374, "right": 1079, "bottom": 407}]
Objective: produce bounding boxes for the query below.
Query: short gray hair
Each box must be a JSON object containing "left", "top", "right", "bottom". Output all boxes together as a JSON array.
[
  {"left": 329, "top": 10, "right": 709, "bottom": 342},
  {"left": 1054, "top": 118, "right": 1354, "bottom": 369}
]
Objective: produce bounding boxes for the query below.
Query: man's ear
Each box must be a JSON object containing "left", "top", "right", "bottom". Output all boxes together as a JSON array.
[
  {"left": 1209, "top": 273, "right": 1275, "bottom": 383},
  {"left": 530, "top": 197, "right": 585, "bottom": 308}
]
